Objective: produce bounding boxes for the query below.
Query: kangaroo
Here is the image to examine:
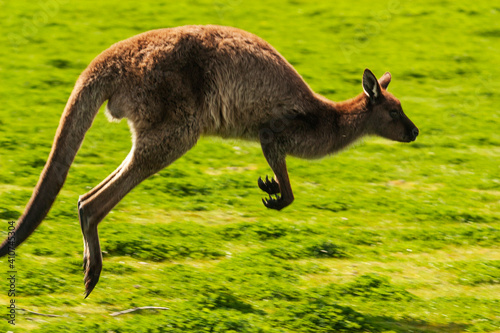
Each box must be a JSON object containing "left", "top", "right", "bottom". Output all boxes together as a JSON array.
[{"left": 0, "top": 25, "right": 418, "bottom": 297}]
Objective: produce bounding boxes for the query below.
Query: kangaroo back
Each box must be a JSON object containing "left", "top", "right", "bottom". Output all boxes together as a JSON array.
[{"left": 0, "top": 64, "right": 113, "bottom": 255}]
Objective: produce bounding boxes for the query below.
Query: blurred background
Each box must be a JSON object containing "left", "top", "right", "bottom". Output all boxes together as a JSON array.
[{"left": 0, "top": 0, "right": 498, "bottom": 332}]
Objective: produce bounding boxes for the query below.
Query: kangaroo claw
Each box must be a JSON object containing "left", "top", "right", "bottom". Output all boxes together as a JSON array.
[
  {"left": 262, "top": 194, "right": 287, "bottom": 210},
  {"left": 258, "top": 176, "right": 281, "bottom": 195}
]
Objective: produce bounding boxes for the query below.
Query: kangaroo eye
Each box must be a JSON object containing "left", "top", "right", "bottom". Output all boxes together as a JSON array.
[{"left": 390, "top": 110, "right": 400, "bottom": 119}]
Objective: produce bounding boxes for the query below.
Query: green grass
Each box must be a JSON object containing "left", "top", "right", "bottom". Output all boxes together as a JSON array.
[{"left": 0, "top": 0, "right": 499, "bottom": 332}]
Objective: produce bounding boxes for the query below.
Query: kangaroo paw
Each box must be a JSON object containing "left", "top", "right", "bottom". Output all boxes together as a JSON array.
[
  {"left": 258, "top": 176, "right": 281, "bottom": 195},
  {"left": 262, "top": 195, "right": 288, "bottom": 211},
  {"left": 83, "top": 253, "right": 102, "bottom": 298}
]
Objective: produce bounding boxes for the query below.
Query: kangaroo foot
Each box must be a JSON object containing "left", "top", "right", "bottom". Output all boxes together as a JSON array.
[
  {"left": 258, "top": 176, "right": 280, "bottom": 195},
  {"left": 83, "top": 250, "right": 102, "bottom": 298}
]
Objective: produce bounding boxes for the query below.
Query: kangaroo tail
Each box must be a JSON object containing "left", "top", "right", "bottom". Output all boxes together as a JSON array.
[{"left": 0, "top": 65, "right": 114, "bottom": 256}]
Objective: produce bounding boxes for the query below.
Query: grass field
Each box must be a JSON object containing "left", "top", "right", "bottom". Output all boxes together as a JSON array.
[{"left": 0, "top": 0, "right": 499, "bottom": 332}]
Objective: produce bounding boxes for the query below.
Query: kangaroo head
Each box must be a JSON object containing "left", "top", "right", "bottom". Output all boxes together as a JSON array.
[{"left": 362, "top": 69, "right": 419, "bottom": 143}]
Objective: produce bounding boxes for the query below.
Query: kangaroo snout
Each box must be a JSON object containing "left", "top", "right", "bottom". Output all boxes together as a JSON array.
[
  {"left": 407, "top": 126, "right": 419, "bottom": 142},
  {"left": 412, "top": 127, "right": 419, "bottom": 139}
]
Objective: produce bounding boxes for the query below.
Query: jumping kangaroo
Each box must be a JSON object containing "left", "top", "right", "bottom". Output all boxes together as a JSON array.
[{"left": 0, "top": 25, "right": 418, "bottom": 297}]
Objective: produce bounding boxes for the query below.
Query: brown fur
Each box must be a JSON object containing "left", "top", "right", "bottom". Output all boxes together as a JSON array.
[{"left": 0, "top": 25, "right": 418, "bottom": 297}]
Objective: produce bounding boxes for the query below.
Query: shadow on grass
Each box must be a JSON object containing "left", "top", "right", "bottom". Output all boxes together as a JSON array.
[
  {"left": 0, "top": 207, "right": 20, "bottom": 220},
  {"left": 370, "top": 316, "right": 469, "bottom": 333}
]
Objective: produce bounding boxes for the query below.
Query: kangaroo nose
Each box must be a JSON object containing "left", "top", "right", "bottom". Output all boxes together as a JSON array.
[{"left": 412, "top": 127, "right": 419, "bottom": 139}]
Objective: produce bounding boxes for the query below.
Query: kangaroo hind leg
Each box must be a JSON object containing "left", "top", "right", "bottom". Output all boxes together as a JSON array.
[
  {"left": 78, "top": 151, "right": 133, "bottom": 278},
  {"left": 78, "top": 151, "right": 132, "bottom": 204},
  {"left": 78, "top": 125, "right": 200, "bottom": 297}
]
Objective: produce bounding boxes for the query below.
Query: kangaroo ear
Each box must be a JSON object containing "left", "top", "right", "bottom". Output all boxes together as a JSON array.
[
  {"left": 362, "top": 68, "right": 381, "bottom": 102},
  {"left": 378, "top": 72, "right": 391, "bottom": 89}
]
